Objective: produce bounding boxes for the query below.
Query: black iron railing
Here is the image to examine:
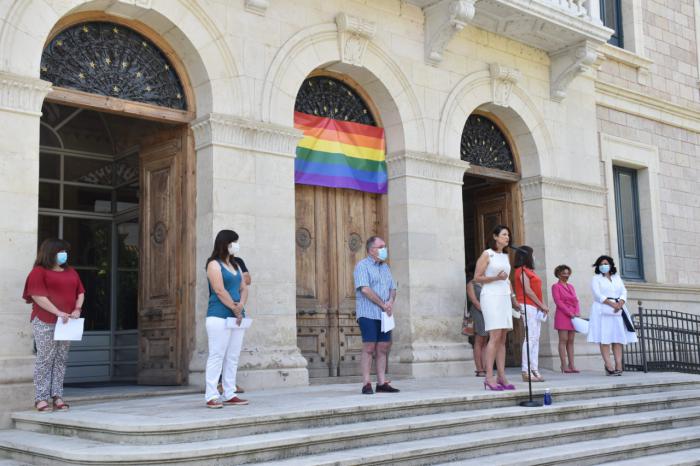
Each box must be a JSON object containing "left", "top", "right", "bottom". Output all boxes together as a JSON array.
[{"left": 624, "top": 304, "right": 700, "bottom": 374}]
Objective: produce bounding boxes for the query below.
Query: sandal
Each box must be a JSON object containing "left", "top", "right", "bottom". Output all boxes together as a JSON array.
[
  {"left": 35, "top": 400, "right": 52, "bottom": 413},
  {"left": 52, "top": 397, "right": 69, "bottom": 411},
  {"left": 531, "top": 370, "right": 545, "bottom": 382},
  {"left": 475, "top": 370, "right": 487, "bottom": 377}
]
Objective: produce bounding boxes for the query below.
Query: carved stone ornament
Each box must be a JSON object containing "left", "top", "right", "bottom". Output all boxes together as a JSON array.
[
  {"left": 549, "top": 40, "right": 600, "bottom": 102},
  {"left": 424, "top": 0, "right": 476, "bottom": 66},
  {"left": 336, "top": 13, "right": 377, "bottom": 67},
  {"left": 0, "top": 71, "right": 52, "bottom": 116},
  {"left": 489, "top": 64, "right": 521, "bottom": 108},
  {"left": 245, "top": 0, "right": 270, "bottom": 16}
]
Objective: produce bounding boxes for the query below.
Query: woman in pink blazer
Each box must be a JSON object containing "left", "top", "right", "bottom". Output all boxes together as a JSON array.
[{"left": 551, "top": 264, "right": 580, "bottom": 373}]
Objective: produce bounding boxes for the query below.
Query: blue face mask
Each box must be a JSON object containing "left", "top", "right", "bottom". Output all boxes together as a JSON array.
[
  {"left": 599, "top": 264, "right": 611, "bottom": 274},
  {"left": 56, "top": 251, "right": 68, "bottom": 266},
  {"left": 377, "top": 247, "right": 388, "bottom": 261}
]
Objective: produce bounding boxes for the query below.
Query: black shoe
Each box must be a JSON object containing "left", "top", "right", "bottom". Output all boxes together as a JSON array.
[
  {"left": 604, "top": 365, "right": 616, "bottom": 376},
  {"left": 361, "top": 383, "right": 374, "bottom": 395},
  {"left": 376, "top": 382, "right": 400, "bottom": 393}
]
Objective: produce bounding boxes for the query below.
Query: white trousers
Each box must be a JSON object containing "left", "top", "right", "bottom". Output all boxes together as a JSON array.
[
  {"left": 521, "top": 304, "right": 542, "bottom": 372},
  {"left": 205, "top": 316, "right": 245, "bottom": 401}
]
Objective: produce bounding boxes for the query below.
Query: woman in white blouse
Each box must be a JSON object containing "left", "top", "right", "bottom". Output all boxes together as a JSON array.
[{"left": 587, "top": 255, "right": 638, "bottom": 375}]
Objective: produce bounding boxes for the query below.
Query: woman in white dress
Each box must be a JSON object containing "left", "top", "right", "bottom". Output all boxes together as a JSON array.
[
  {"left": 587, "top": 255, "right": 637, "bottom": 376},
  {"left": 474, "top": 225, "right": 520, "bottom": 391}
]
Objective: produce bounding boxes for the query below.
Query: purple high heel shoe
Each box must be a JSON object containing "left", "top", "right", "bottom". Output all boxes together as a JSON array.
[
  {"left": 497, "top": 378, "right": 516, "bottom": 390},
  {"left": 484, "top": 380, "right": 503, "bottom": 391}
]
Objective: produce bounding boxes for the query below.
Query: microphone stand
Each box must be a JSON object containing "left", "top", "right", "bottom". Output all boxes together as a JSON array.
[{"left": 511, "top": 244, "right": 542, "bottom": 408}]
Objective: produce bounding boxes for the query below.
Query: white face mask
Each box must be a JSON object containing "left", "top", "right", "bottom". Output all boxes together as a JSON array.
[{"left": 228, "top": 242, "right": 240, "bottom": 255}]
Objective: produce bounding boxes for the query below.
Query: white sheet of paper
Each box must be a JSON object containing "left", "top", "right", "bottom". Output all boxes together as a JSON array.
[
  {"left": 536, "top": 310, "right": 548, "bottom": 322},
  {"left": 226, "top": 317, "right": 253, "bottom": 329},
  {"left": 572, "top": 317, "right": 589, "bottom": 334},
  {"left": 380, "top": 312, "right": 395, "bottom": 333},
  {"left": 54, "top": 318, "right": 85, "bottom": 341}
]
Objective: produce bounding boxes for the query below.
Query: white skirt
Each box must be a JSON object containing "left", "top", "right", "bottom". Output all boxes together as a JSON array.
[
  {"left": 480, "top": 293, "right": 513, "bottom": 331},
  {"left": 587, "top": 307, "right": 638, "bottom": 344}
]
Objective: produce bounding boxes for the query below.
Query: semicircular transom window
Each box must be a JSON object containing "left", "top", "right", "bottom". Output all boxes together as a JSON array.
[
  {"left": 41, "top": 22, "right": 186, "bottom": 110},
  {"left": 461, "top": 114, "right": 515, "bottom": 172},
  {"left": 294, "top": 76, "right": 376, "bottom": 126}
]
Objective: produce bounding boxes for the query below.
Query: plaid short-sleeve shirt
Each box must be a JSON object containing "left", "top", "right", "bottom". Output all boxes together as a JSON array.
[{"left": 354, "top": 256, "right": 396, "bottom": 321}]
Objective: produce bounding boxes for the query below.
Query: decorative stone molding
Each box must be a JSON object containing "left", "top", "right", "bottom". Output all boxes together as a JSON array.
[
  {"left": 335, "top": 13, "right": 377, "bottom": 67},
  {"left": 0, "top": 72, "right": 52, "bottom": 117},
  {"left": 387, "top": 151, "right": 470, "bottom": 185},
  {"left": 489, "top": 63, "right": 521, "bottom": 107},
  {"left": 520, "top": 175, "right": 606, "bottom": 208},
  {"left": 244, "top": 0, "right": 270, "bottom": 16},
  {"left": 598, "top": 43, "right": 653, "bottom": 86},
  {"left": 550, "top": 40, "right": 600, "bottom": 102},
  {"left": 191, "top": 113, "right": 302, "bottom": 157},
  {"left": 424, "top": 0, "right": 476, "bottom": 66}
]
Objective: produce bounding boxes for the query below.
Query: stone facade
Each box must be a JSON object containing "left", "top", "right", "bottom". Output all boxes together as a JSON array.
[{"left": 0, "top": 0, "right": 697, "bottom": 427}]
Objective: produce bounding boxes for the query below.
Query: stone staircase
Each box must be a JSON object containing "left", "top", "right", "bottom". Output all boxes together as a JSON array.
[{"left": 0, "top": 372, "right": 699, "bottom": 465}]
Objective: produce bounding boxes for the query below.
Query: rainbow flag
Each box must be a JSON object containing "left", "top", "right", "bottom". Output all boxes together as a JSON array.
[{"left": 294, "top": 111, "right": 387, "bottom": 194}]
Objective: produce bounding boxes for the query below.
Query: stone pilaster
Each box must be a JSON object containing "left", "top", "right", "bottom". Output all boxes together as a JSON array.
[
  {"left": 385, "top": 151, "right": 471, "bottom": 377},
  {"left": 0, "top": 72, "right": 52, "bottom": 427},
  {"left": 189, "top": 113, "right": 308, "bottom": 389}
]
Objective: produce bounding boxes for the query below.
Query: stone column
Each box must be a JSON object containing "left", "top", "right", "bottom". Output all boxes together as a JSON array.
[
  {"left": 519, "top": 175, "right": 607, "bottom": 371},
  {"left": 0, "top": 72, "right": 52, "bottom": 427},
  {"left": 189, "top": 113, "right": 309, "bottom": 389},
  {"left": 386, "top": 151, "right": 471, "bottom": 378}
]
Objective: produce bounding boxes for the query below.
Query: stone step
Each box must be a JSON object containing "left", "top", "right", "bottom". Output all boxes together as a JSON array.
[
  {"left": 257, "top": 419, "right": 700, "bottom": 466},
  {"left": 597, "top": 448, "right": 700, "bottom": 466},
  {"left": 440, "top": 426, "right": 700, "bottom": 466},
  {"left": 2, "top": 403, "right": 699, "bottom": 465},
  {"left": 10, "top": 379, "right": 700, "bottom": 445}
]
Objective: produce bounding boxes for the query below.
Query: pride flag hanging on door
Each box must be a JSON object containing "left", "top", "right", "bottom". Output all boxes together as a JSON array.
[{"left": 294, "top": 111, "right": 388, "bottom": 194}]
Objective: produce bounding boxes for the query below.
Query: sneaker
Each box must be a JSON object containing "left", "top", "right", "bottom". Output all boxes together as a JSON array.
[
  {"left": 361, "top": 383, "right": 374, "bottom": 395},
  {"left": 206, "top": 399, "right": 223, "bottom": 409},
  {"left": 223, "top": 396, "right": 249, "bottom": 405},
  {"left": 376, "top": 382, "right": 400, "bottom": 393}
]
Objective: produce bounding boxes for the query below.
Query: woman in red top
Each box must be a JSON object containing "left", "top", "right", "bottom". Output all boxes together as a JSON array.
[
  {"left": 513, "top": 246, "right": 549, "bottom": 382},
  {"left": 23, "top": 238, "right": 85, "bottom": 412}
]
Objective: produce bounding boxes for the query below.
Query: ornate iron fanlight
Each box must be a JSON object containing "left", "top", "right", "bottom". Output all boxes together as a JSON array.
[
  {"left": 40, "top": 22, "right": 187, "bottom": 110},
  {"left": 294, "top": 76, "right": 376, "bottom": 126},
  {"left": 461, "top": 115, "right": 515, "bottom": 172}
]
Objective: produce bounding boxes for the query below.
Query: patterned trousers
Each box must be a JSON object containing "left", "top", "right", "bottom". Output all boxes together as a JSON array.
[{"left": 32, "top": 318, "right": 71, "bottom": 402}]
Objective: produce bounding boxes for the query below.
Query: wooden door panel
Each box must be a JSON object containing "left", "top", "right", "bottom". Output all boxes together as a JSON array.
[
  {"left": 296, "top": 185, "right": 332, "bottom": 377},
  {"left": 138, "top": 132, "right": 184, "bottom": 385}
]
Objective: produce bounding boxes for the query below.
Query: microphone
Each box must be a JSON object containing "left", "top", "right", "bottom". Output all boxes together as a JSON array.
[{"left": 509, "top": 243, "right": 526, "bottom": 253}]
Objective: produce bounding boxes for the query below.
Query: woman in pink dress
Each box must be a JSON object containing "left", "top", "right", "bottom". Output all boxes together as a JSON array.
[{"left": 551, "top": 264, "right": 580, "bottom": 373}]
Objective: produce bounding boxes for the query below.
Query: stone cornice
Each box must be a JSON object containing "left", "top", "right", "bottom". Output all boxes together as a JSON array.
[
  {"left": 520, "top": 175, "right": 606, "bottom": 207},
  {"left": 0, "top": 72, "right": 52, "bottom": 116},
  {"left": 245, "top": 0, "right": 270, "bottom": 16},
  {"left": 595, "top": 80, "right": 700, "bottom": 133},
  {"left": 387, "top": 151, "right": 469, "bottom": 185},
  {"left": 191, "top": 114, "right": 302, "bottom": 157}
]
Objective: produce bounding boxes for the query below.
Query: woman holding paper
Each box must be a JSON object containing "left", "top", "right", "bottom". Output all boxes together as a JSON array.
[
  {"left": 587, "top": 255, "right": 637, "bottom": 376},
  {"left": 552, "top": 264, "right": 581, "bottom": 373},
  {"left": 513, "top": 246, "right": 549, "bottom": 382},
  {"left": 204, "top": 229, "right": 249, "bottom": 408},
  {"left": 23, "top": 238, "right": 84, "bottom": 412}
]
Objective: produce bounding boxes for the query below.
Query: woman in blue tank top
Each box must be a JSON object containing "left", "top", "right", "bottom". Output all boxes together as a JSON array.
[{"left": 204, "top": 230, "right": 249, "bottom": 408}]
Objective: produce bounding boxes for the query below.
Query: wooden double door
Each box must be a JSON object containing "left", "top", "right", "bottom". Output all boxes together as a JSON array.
[
  {"left": 464, "top": 181, "right": 524, "bottom": 367},
  {"left": 295, "top": 185, "right": 385, "bottom": 378}
]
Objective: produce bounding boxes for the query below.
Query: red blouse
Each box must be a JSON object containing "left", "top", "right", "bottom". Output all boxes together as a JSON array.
[
  {"left": 514, "top": 267, "right": 543, "bottom": 307},
  {"left": 23, "top": 266, "right": 85, "bottom": 324}
]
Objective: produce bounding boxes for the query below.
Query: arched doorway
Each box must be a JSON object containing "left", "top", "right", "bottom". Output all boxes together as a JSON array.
[
  {"left": 461, "top": 112, "right": 525, "bottom": 366},
  {"left": 293, "top": 74, "right": 388, "bottom": 379},
  {"left": 38, "top": 18, "right": 196, "bottom": 385}
]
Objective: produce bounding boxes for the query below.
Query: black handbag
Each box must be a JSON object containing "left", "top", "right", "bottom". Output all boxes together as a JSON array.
[{"left": 621, "top": 308, "right": 636, "bottom": 332}]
